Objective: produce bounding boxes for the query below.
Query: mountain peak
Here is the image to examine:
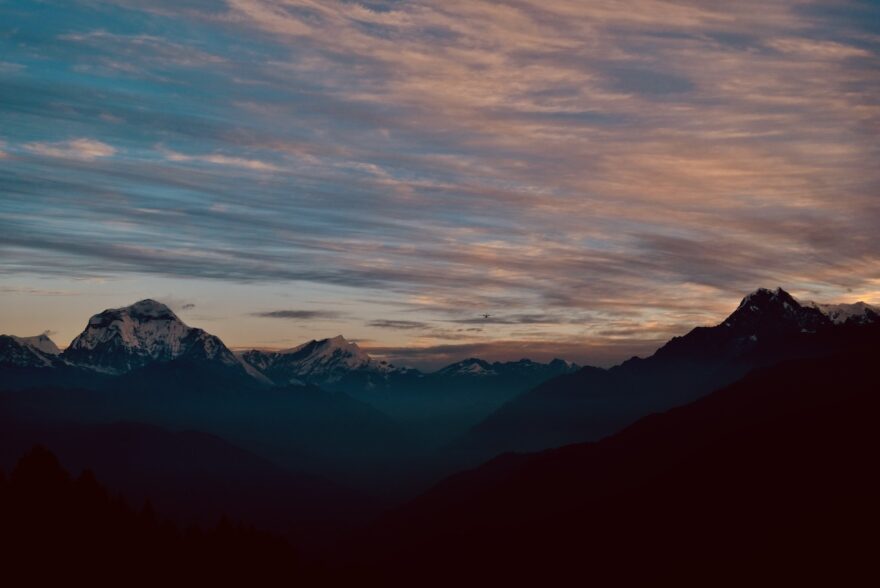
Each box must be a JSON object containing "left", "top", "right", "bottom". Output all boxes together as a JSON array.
[
  {"left": 803, "top": 300, "right": 880, "bottom": 325},
  {"left": 64, "top": 300, "right": 238, "bottom": 374},
  {"left": 736, "top": 287, "right": 794, "bottom": 309},
  {"left": 723, "top": 286, "right": 828, "bottom": 333},
  {"left": 128, "top": 298, "right": 176, "bottom": 316},
  {"left": 242, "top": 334, "right": 389, "bottom": 386},
  {"left": 654, "top": 286, "right": 862, "bottom": 363},
  {"left": 437, "top": 358, "right": 496, "bottom": 376},
  {"left": 11, "top": 333, "right": 61, "bottom": 355},
  {"left": 0, "top": 334, "right": 63, "bottom": 368}
]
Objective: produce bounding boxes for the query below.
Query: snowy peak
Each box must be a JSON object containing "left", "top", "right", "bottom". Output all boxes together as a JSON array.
[
  {"left": 119, "top": 298, "right": 179, "bottom": 321},
  {"left": 804, "top": 301, "right": 880, "bottom": 325},
  {"left": 0, "top": 334, "right": 62, "bottom": 368},
  {"left": 11, "top": 333, "right": 61, "bottom": 356},
  {"left": 63, "top": 299, "right": 240, "bottom": 374},
  {"left": 728, "top": 287, "right": 880, "bottom": 329},
  {"left": 284, "top": 335, "right": 373, "bottom": 368},
  {"left": 724, "top": 287, "right": 829, "bottom": 334},
  {"left": 437, "top": 358, "right": 497, "bottom": 376},
  {"left": 733, "top": 287, "right": 801, "bottom": 316},
  {"left": 435, "top": 357, "right": 579, "bottom": 378},
  {"left": 656, "top": 286, "right": 879, "bottom": 362},
  {"left": 240, "top": 335, "right": 395, "bottom": 386}
]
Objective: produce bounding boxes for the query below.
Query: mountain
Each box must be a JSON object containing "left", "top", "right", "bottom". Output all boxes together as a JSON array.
[
  {"left": 359, "top": 357, "right": 579, "bottom": 449},
  {"left": 240, "top": 335, "right": 404, "bottom": 388},
  {"left": 0, "top": 333, "right": 63, "bottom": 368},
  {"left": 356, "top": 349, "right": 878, "bottom": 585},
  {"left": 436, "top": 357, "right": 576, "bottom": 378},
  {"left": 805, "top": 300, "right": 880, "bottom": 325},
  {"left": 0, "top": 359, "right": 421, "bottom": 492},
  {"left": 457, "top": 287, "right": 880, "bottom": 462},
  {"left": 241, "top": 338, "right": 579, "bottom": 448},
  {"left": 0, "top": 419, "right": 374, "bottom": 542},
  {"left": 12, "top": 333, "right": 61, "bottom": 355},
  {"left": 0, "top": 446, "right": 318, "bottom": 584},
  {"left": 61, "top": 299, "right": 252, "bottom": 376}
]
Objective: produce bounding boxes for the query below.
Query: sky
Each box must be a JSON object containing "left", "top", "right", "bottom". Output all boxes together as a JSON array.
[{"left": 1, "top": 0, "right": 879, "bottom": 369}]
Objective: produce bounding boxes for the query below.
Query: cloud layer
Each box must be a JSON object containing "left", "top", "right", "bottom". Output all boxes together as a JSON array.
[{"left": 1, "top": 0, "right": 878, "bottom": 364}]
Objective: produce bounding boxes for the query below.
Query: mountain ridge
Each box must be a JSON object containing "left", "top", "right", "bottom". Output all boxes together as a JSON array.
[
  {"left": 456, "top": 287, "right": 880, "bottom": 462},
  {"left": 353, "top": 348, "right": 878, "bottom": 584}
]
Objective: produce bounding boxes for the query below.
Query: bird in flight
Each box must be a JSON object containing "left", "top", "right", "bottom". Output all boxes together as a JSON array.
[{"left": 482, "top": 314, "right": 492, "bottom": 319}]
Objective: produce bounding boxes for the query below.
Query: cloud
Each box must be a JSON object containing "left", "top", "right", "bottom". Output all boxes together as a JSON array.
[
  {"left": 367, "top": 319, "right": 429, "bottom": 330},
  {"left": 252, "top": 309, "right": 343, "bottom": 320},
  {"left": 181, "top": 303, "right": 196, "bottom": 310},
  {"left": 159, "top": 147, "right": 281, "bottom": 171},
  {"left": 0, "top": 286, "right": 82, "bottom": 296},
  {"left": 450, "top": 314, "right": 568, "bottom": 325},
  {"left": 1, "top": 0, "right": 879, "bottom": 364},
  {"left": 23, "top": 138, "right": 116, "bottom": 161}
]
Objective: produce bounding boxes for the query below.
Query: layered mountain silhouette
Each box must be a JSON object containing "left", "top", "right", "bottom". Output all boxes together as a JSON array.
[
  {"left": 1, "top": 300, "right": 577, "bottom": 450},
  {"left": 0, "top": 418, "right": 373, "bottom": 542},
  {"left": 457, "top": 287, "right": 880, "bottom": 462},
  {"left": 1, "top": 301, "right": 566, "bottom": 493},
  {"left": 1, "top": 287, "right": 877, "bottom": 582},
  {"left": 0, "top": 446, "right": 317, "bottom": 584},
  {"left": 356, "top": 348, "right": 878, "bottom": 584},
  {"left": 2, "top": 288, "right": 876, "bottom": 497}
]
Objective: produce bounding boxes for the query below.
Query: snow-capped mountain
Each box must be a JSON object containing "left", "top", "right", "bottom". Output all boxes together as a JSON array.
[
  {"left": 240, "top": 335, "right": 401, "bottom": 387},
  {"left": 655, "top": 287, "right": 879, "bottom": 361},
  {"left": 240, "top": 336, "right": 579, "bottom": 391},
  {"left": 723, "top": 287, "right": 830, "bottom": 334},
  {"left": 62, "top": 299, "right": 243, "bottom": 374},
  {"left": 13, "top": 333, "right": 61, "bottom": 355},
  {"left": 0, "top": 333, "right": 63, "bottom": 368},
  {"left": 804, "top": 301, "right": 879, "bottom": 325},
  {"left": 436, "top": 358, "right": 497, "bottom": 377},
  {"left": 437, "top": 357, "right": 578, "bottom": 378},
  {"left": 724, "top": 287, "right": 879, "bottom": 331}
]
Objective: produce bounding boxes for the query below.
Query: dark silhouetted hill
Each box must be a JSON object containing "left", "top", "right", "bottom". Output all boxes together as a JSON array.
[
  {"left": 356, "top": 349, "right": 878, "bottom": 585},
  {"left": 0, "top": 446, "right": 315, "bottom": 585},
  {"left": 0, "top": 419, "right": 375, "bottom": 546}
]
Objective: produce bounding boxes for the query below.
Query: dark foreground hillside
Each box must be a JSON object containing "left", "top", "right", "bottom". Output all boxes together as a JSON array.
[
  {"left": 353, "top": 350, "right": 879, "bottom": 585},
  {"left": 0, "top": 446, "right": 318, "bottom": 585}
]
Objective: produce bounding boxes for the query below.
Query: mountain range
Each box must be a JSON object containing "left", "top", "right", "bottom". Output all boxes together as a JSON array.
[
  {"left": 0, "top": 299, "right": 580, "bottom": 494},
  {"left": 2, "top": 285, "right": 877, "bottom": 576},
  {"left": 454, "top": 287, "right": 880, "bottom": 464},
  {"left": 2, "top": 287, "right": 877, "bottom": 494},
  {"left": 1, "top": 300, "right": 578, "bottom": 448}
]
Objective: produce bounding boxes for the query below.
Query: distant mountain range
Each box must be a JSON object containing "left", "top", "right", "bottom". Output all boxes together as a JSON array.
[
  {"left": 0, "top": 299, "right": 579, "bottom": 491},
  {"left": 1, "top": 298, "right": 576, "bottom": 388},
  {"left": 0, "top": 300, "right": 578, "bottom": 448}
]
